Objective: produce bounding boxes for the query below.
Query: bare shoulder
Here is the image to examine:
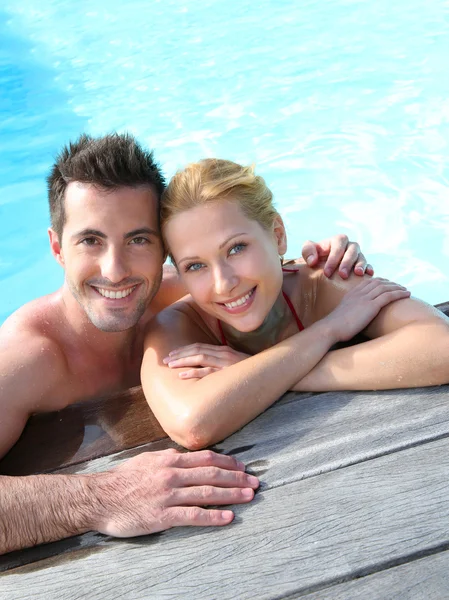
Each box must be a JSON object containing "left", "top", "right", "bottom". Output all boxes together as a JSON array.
[
  {"left": 282, "top": 260, "right": 333, "bottom": 326},
  {"left": 0, "top": 292, "right": 70, "bottom": 412},
  {"left": 144, "top": 298, "right": 218, "bottom": 356},
  {"left": 288, "top": 265, "right": 448, "bottom": 335},
  {"left": 149, "top": 264, "right": 187, "bottom": 314},
  {"left": 1, "top": 290, "right": 65, "bottom": 340}
]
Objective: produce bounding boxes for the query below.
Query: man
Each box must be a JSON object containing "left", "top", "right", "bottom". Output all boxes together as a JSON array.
[{"left": 0, "top": 133, "right": 372, "bottom": 554}]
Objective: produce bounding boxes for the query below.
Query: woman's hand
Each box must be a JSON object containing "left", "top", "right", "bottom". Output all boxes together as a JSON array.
[
  {"left": 324, "top": 277, "right": 411, "bottom": 343},
  {"left": 163, "top": 344, "right": 250, "bottom": 379},
  {"left": 302, "top": 234, "right": 374, "bottom": 279}
]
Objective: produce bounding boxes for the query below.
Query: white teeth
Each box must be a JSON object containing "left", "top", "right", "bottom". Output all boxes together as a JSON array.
[
  {"left": 224, "top": 289, "right": 254, "bottom": 309},
  {"left": 95, "top": 286, "right": 136, "bottom": 299}
]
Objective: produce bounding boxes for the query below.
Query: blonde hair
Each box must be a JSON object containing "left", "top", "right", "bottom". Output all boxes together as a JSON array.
[{"left": 161, "top": 159, "right": 278, "bottom": 250}]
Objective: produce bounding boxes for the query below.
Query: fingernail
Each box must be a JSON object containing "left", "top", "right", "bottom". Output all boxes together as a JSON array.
[
  {"left": 247, "top": 475, "right": 259, "bottom": 486},
  {"left": 341, "top": 268, "right": 348, "bottom": 277},
  {"left": 242, "top": 488, "right": 254, "bottom": 498},
  {"left": 163, "top": 357, "right": 170, "bottom": 364},
  {"left": 237, "top": 460, "right": 245, "bottom": 470},
  {"left": 221, "top": 510, "right": 234, "bottom": 521},
  {"left": 306, "top": 256, "right": 314, "bottom": 265}
]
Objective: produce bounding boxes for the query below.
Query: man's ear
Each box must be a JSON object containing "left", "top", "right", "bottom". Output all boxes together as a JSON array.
[
  {"left": 48, "top": 228, "right": 65, "bottom": 268},
  {"left": 272, "top": 213, "right": 287, "bottom": 256}
]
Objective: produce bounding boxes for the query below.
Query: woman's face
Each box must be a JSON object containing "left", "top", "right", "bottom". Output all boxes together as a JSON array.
[{"left": 164, "top": 199, "right": 287, "bottom": 332}]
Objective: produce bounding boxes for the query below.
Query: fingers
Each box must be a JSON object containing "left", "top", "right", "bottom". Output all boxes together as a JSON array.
[
  {"left": 351, "top": 252, "right": 375, "bottom": 278},
  {"left": 322, "top": 235, "right": 351, "bottom": 278},
  {"left": 179, "top": 367, "right": 218, "bottom": 379},
  {"left": 368, "top": 280, "right": 410, "bottom": 303},
  {"left": 166, "top": 354, "right": 225, "bottom": 369},
  {"left": 167, "top": 506, "right": 235, "bottom": 528},
  {"left": 170, "top": 465, "right": 259, "bottom": 489},
  {"left": 165, "top": 343, "right": 223, "bottom": 360},
  {"left": 301, "top": 239, "right": 322, "bottom": 266},
  {"left": 171, "top": 448, "right": 247, "bottom": 472},
  {"left": 337, "top": 243, "right": 362, "bottom": 279},
  {"left": 172, "top": 485, "right": 255, "bottom": 506}
]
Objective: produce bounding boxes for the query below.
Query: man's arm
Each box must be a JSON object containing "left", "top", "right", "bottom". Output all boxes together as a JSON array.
[
  {"left": 0, "top": 331, "right": 258, "bottom": 555},
  {"left": 0, "top": 450, "right": 258, "bottom": 555}
]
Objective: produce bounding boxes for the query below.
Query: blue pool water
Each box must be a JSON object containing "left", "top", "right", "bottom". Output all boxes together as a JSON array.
[{"left": 1, "top": 0, "right": 448, "bottom": 325}]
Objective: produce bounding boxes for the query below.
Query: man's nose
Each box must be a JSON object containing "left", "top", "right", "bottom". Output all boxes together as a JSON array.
[
  {"left": 99, "top": 247, "right": 130, "bottom": 284},
  {"left": 213, "top": 263, "right": 238, "bottom": 297}
]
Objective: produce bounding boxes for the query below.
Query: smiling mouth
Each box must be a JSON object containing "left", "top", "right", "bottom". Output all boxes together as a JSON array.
[
  {"left": 91, "top": 285, "right": 138, "bottom": 299},
  {"left": 220, "top": 287, "right": 256, "bottom": 310}
]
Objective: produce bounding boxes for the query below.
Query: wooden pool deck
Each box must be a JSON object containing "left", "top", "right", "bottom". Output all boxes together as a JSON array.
[{"left": 1, "top": 301, "right": 448, "bottom": 599}]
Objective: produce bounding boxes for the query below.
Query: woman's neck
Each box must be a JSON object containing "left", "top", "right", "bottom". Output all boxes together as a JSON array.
[{"left": 220, "top": 290, "right": 293, "bottom": 355}]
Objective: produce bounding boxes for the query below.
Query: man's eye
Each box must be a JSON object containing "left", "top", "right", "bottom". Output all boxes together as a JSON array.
[
  {"left": 130, "top": 237, "right": 149, "bottom": 245},
  {"left": 185, "top": 262, "right": 204, "bottom": 272},
  {"left": 81, "top": 237, "right": 99, "bottom": 246},
  {"left": 229, "top": 243, "right": 247, "bottom": 255}
]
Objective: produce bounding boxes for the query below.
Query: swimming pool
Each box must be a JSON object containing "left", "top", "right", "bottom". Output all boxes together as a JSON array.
[{"left": 1, "top": 0, "right": 448, "bottom": 325}]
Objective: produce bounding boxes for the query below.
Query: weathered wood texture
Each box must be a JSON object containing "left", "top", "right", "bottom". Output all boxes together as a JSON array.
[
  {"left": 0, "top": 386, "right": 167, "bottom": 475},
  {"left": 304, "top": 550, "right": 449, "bottom": 600},
  {"left": 2, "top": 435, "right": 449, "bottom": 600},
  {"left": 63, "top": 386, "right": 449, "bottom": 488},
  {"left": 1, "top": 386, "right": 448, "bottom": 575}
]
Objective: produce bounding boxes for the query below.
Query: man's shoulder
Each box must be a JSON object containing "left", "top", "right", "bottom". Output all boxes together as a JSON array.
[
  {"left": 0, "top": 292, "right": 69, "bottom": 377},
  {"left": 1, "top": 291, "right": 64, "bottom": 340}
]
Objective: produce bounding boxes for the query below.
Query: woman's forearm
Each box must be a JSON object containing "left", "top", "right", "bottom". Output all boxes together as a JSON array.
[
  {"left": 151, "top": 319, "right": 339, "bottom": 449},
  {"left": 293, "top": 320, "right": 449, "bottom": 392}
]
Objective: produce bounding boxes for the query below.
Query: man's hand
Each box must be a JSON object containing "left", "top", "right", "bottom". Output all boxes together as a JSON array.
[
  {"left": 89, "top": 448, "right": 259, "bottom": 538},
  {"left": 302, "top": 234, "right": 374, "bottom": 279},
  {"left": 0, "top": 448, "right": 258, "bottom": 554}
]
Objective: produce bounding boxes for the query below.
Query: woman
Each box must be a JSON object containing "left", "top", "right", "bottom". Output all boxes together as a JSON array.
[{"left": 142, "top": 159, "right": 449, "bottom": 450}]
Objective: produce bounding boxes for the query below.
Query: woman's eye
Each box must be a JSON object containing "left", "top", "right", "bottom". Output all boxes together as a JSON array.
[
  {"left": 186, "top": 262, "right": 204, "bottom": 272},
  {"left": 229, "top": 243, "right": 246, "bottom": 255}
]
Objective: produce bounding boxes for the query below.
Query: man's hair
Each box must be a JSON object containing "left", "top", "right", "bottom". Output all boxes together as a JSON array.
[{"left": 47, "top": 133, "right": 166, "bottom": 238}]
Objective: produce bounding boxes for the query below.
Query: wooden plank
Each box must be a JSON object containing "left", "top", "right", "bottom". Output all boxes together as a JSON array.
[
  {"left": 0, "top": 386, "right": 167, "bottom": 475},
  {"left": 304, "top": 549, "right": 449, "bottom": 600},
  {"left": 1, "top": 436, "right": 449, "bottom": 599},
  {"left": 1, "top": 385, "right": 447, "bottom": 571},
  {"left": 62, "top": 386, "right": 449, "bottom": 489}
]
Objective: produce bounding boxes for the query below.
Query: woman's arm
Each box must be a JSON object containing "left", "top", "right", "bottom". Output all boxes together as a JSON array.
[
  {"left": 293, "top": 277, "right": 449, "bottom": 392},
  {"left": 142, "top": 305, "right": 339, "bottom": 450},
  {"left": 141, "top": 279, "right": 408, "bottom": 450}
]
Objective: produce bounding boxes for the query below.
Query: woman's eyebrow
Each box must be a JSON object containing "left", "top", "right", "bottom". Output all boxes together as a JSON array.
[
  {"left": 218, "top": 232, "right": 247, "bottom": 249},
  {"left": 178, "top": 232, "right": 248, "bottom": 265}
]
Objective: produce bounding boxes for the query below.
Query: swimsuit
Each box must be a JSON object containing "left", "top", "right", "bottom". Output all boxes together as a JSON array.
[{"left": 217, "top": 267, "right": 304, "bottom": 345}]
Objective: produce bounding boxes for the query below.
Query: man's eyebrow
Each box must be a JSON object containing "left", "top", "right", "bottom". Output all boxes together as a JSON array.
[
  {"left": 71, "top": 227, "right": 160, "bottom": 240},
  {"left": 124, "top": 228, "right": 160, "bottom": 239},
  {"left": 71, "top": 228, "right": 106, "bottom": 240},
  {"left": 178, "top": 233, "right": 247, "bottom": 264}
]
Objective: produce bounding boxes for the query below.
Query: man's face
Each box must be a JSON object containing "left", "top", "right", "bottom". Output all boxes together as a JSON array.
[{"left": 56, "top": 182, "right": 164, "bottom": 332}]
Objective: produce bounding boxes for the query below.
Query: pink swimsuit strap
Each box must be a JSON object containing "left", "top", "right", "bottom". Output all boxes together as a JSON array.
[{"left": 217, "top": 267, "right": 304, "bottom": 345}]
